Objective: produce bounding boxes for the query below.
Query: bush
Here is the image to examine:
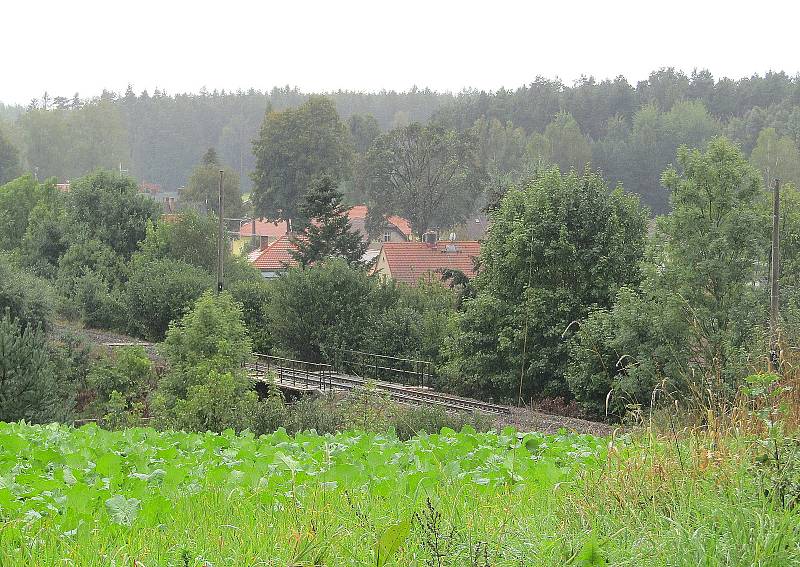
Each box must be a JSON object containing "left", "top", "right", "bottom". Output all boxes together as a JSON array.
[
  {"left": 228, "top": 279, "right": 273, "bottom": 354},
  {"left": 124, "top": 258, "right": 213, "bottom": 340},
  {"left": 165, "top": 370, "right": 262, "bottom": 433},
  {"left": 87, "top": 346, "right": 155, "bottom": 411},
  {"left": 160, "top": 291, "right": 252, "bottom": 373},
  {"left": 72, "top": 271, "right": 127, "bottom": 330},
  {"left": 0, "top": 255, "right": 54, "bottom": 331},
  {"left": 268, "top": 259, "right": 375, "bottom": 362}
]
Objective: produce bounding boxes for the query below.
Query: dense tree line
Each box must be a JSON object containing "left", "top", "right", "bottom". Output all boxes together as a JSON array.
[{"left": 2, "top": 69, "right": 800, "bottom": 214}]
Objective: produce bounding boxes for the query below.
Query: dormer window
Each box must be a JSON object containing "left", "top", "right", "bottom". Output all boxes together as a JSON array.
[{"left": 383, "top": 231, "right": 391, "bottom": 242}]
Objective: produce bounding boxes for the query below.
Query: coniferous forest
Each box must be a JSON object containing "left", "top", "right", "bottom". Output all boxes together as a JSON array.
[{"left": 3, "top": 68, "right": 800, "bottom": 214}]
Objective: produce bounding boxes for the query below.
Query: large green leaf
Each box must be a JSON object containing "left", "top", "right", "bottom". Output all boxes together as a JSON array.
[
  {"left": 375, "top": 520, "right": 410, "bottom": 567},
  {"left": 104, "top": 494, "right": 140, "bottom": 526}
]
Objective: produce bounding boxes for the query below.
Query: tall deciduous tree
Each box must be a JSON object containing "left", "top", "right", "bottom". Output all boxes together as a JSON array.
[
  {"left": 251, "top": 96, "right": 352, "bottom": 228},
  {"left": 568, "top": 138, "right": 766, "bottom": 417},
  {"left": 67, "top": 170, "right": 161, "bottom": 259},
  {"left": 750, "top": 127, "right": 800, "bottom": 189},
  {"left": 362, "top": 122, "right": 484, "bottom": 238},
  {"left": 290, "top": 176, "right": 367, "bottom": 268},
  {"left": 446, "top": 167, "right": 647, "bottom": 400},
  {"left": 527, "top": 111, "right": 592, "bottom": 173},
  {"left": 181, "top": 148, "right": 242, "bottom": 217}
]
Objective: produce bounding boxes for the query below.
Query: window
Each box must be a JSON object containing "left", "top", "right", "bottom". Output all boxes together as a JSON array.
[{"left": 383, "top": 231, "right": 391, "bottom": 242}]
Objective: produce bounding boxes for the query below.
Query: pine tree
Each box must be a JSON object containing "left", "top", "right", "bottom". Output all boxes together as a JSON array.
[
  {"left": 0, "top": 311, "right": 69, "bottom": 423},
  {"left": 202, "top": 148, "right": 219, "bottom": 166},
  {"left": 290, "top": 176, "right": 367, "bottom": 268}
]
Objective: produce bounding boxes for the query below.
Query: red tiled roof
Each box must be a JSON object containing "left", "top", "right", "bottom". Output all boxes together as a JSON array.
[
  {"left": 348, "top": 205, "right": 369, "bottom": 219},
  {"left": 239, "top": 218, "right": 289, "bottom": 239},
  {"left": 387, "top": 215, "right": 412, "bottom": 238},
  {"left": 378, "top": 241, "right": 481, "bottom": 285},
  {"left": 251, "top": 235, "right": 298, "bottom": 271},
  {"left": 346, "top": 206, "right": 412, "bottom": 238}
]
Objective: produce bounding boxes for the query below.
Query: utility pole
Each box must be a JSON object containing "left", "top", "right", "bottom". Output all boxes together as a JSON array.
[
  {"left": 216, "top": 169, "right": 225, "bottom": 295},
  {"left": 769, "top": 178, "right": 781, "bottom": 372}
]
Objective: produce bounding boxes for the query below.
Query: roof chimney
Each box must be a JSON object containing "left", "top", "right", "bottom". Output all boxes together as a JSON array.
[{"left": 423, "top": 230, "right": 437, "bottom": 248}]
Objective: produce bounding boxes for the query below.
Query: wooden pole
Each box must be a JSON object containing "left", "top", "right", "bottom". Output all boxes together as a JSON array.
[
  {"left": 216, "top": 169, "right": 225, "bottom": 294},
  {"left": 770, "top": 178, "right": 781, "bottom": 371}
]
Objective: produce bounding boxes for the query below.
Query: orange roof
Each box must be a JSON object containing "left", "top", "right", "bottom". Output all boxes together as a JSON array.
[
  {"left": 251, "top": 235, "right": 299, "bottom": 271},
  {"left": 346, "top": 206, "right": 412, "bottom": 238},
  {"left": 239, "top": 218, "right": 289, "bottom": 239},
  {"left": 387, "top": 215, "right": 412, "bottom": 238},
  {"left": 378, "top": 241, "right": 481, "bottom": 285}
]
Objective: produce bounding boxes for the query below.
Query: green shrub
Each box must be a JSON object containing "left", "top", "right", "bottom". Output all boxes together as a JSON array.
[
  {"left": 124, "top": 258, "right": 213, "bottom": 340},
  {"left": 0, "top": 255, "right": 54, "bottom": 331},
  {"left": 166, "top": 370, "right": 262, "bottom": 433},
  {"left": 87, "top": 346, "right": 155, "bottom": 411},
  {"left": 160, "top": 291, "right": 252, "bottom": 373},
  {"left": 267, "top": 259, "right": 375, "bottom": 362},
  {"left": 228, "top": 279, "right": 273, "bottom": 354}
]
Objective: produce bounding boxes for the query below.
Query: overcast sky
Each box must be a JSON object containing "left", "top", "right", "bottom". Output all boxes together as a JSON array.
[{"left": 2, "top": 0, "right": 798, "bottom": 105}]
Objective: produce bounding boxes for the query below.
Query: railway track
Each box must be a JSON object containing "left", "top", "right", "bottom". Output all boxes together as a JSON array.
[{"left": 247, "top": 361, "right": 512, "bottom": 416}]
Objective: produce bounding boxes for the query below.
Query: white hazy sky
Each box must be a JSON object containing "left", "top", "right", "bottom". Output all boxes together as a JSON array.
[{"left": 1, "top": 0, "right": 798, "bottom": 105}]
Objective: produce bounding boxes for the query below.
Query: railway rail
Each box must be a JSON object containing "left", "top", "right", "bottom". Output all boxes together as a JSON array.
[{"left": 248, "top": 354, "right": 512, "bottom": 416}]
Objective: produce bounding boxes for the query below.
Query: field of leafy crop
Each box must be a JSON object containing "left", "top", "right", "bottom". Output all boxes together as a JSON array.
[{"left": 1, "top": 421, "right": 798, "bottom": 566}]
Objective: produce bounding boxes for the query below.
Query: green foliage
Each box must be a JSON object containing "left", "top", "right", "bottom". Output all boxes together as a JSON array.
[
  {"left": 228, "top": 278, "right": 273, "bottom": 354},
  {"left": 0, "top": 125, "right": 20, "bottom": 184},
  {"left": 568, "top": 138, "right": 769, "bottom": 417},
  {"left": 527, "top": 111, "right": 592, "bottom": 173},
  {"left": 134, "top": 212, "right": 260, "bottom": 284},
  {"left": 155, "top": 291, "right": 253, "bottom": 427},
  {"left": 363, "top": 280, "right": 455, "bottom": 366},
  {"left": 447, "top": 167, "right": 648, "bottom": 401},
  {"left": 19, "top": 198, "right": 70, "bottom": 278},
  {"left": 750, "top": 127, "right": 800, "bottom": 189},
  {"left": 88, "top": 347, "right": 155, "bottom": 409},
  {"left": 180, "top": 149, "right": 242, "bottom": 217},
  {"left": 347, "top": 113, "right": 381, "bottom": 155},
  {"left": 56, "top": 239, "right": 127, "bottom": 302},
  {"left": 252, "top": 96, "right": 352, "bottom": 224},
  {"left": 743, "top": 373, "right": 800, "bottom": 509},
  {"left": 160, "top": 291, "right": 252, "bottom": 373},
  {"left": 0, "top": 312, "right": 71, "bottom": 423},
  {"left": 267, "top": 259, "right": 375, "bottom": 362},
  {"left": 362, "top": 122, "right": 484, "bottom": 237},
  {"left": 0, "top": 255, "right": 54, "bottom": 331},
  {"left": 290, "top": 175, "right": 367, "bottom": 268},
  {"left": 67, "top": 170, "right": 161, "bottom": 259},
  {"left": 660, "top": 137, "right": 765, "bottom": 382},
  {"left": 167, "top": 371, "right": 262, "bottom": 433},
  {"left": 0, "top": 421, "right": 796, "bottom": 565},
  {"left": 0, "top": 175, "right": 59, "bottom": 251},
  {"left": 124, "top": 258, "right": 213, "bottom": 340}
]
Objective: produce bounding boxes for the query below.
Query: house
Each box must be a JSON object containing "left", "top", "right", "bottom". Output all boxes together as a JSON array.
[
  {"left": 372, "top": 239, "right": 481, "bottom": 285},
  {"left": 249, "top": 235, "right": 298, "bottom": 278},
  {"left": 139, "top": 182, "right": 162, "bottom": 196},
  {"left": 238, "top": 218, "right": 290, "bottom": 249},
  {"left": 346, "top": 205, "right": 412, "bottom": 250}
]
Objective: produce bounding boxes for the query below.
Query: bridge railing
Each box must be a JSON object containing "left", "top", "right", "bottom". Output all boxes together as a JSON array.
[
  {"left": 251, "top": 353, "right": 333, "bottom": 392},
  {"left": 332, "top": 349, "right": 433, "bottom": 388}
]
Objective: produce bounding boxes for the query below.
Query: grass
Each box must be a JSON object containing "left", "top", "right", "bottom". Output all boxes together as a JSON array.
[{"left": 0, "top": 420, "right": 798, "bottom": 566}]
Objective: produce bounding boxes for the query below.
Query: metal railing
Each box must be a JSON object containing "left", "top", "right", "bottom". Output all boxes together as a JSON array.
[
  {"left": 251, "top": 353, "right": 333, "bottom": 392},
  {"left": 332, "top": 349, "right": 433, "bottom": 388}
]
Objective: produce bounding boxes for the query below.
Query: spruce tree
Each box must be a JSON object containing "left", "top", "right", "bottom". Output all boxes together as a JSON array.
[{"left": 290, "top": 176, "right": 367, "bottom": 268}]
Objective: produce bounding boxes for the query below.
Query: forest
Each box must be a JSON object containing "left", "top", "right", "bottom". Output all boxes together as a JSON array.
[{"left": 2, "top": 68, "right": 800, "bottom": 214}]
